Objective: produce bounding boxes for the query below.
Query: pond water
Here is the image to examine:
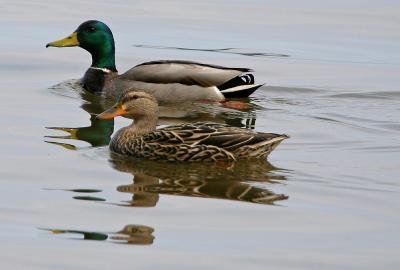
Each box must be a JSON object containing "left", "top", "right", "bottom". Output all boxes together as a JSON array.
[{"left": 1, "top": 1, "right": 399, "bottom": 269}]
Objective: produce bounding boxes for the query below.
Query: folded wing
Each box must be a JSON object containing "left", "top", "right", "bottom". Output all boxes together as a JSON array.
[{"left": 120, "top": 60, "right": 252, "bottom": 87}]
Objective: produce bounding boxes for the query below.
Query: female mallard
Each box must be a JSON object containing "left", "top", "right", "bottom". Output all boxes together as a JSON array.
[
  {"left": 46, "top": 20, "right": 263, "bottom": 102},
  {"left": 97, "top": 91, "right": 288, "bottom": 162}
]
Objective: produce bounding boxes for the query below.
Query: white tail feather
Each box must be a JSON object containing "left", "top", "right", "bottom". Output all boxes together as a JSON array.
[{"left": 220, "top": 84, "right": 263, "bottom": 93}]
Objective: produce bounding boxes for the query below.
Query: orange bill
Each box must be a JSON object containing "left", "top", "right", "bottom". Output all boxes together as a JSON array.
[{"left": 97, "top": 105, "right": 127, "bottom": 120}]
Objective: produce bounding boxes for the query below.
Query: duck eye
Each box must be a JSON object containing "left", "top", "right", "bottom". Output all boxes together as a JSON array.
[{"left": 87, "top": 27, "right": 96, "bottom": 33}]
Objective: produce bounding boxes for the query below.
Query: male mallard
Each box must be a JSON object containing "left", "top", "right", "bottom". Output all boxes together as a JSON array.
[
  {"left": 97, "top": 91, "right": 288, "bottom": 161},
  {"left": 46, "top": 20, "right": 263, "bottom": 102}
]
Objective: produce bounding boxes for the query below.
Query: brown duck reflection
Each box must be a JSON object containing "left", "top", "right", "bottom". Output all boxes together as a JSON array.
[
  {"left": 111, "top": 224, "right": 154, "bottom": 245},
  {"left": 45, "top": 80, "right": 259, "bottom": 150},
  {"left": 110, "top": 155, "right": 288, "bottom": 207},
  {"left": 41, "top": 224, "right": 154, "bottom": 245}
]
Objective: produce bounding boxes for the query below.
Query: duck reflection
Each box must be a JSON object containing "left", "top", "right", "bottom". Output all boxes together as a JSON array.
[
  {"left": 45, "top": 80, "right": 259, "bottom": 150},
  {"left": 111, "top": 224, "right": 155, "bottom": 245},
  {"left": 110, "top": 155, "right": 288, "bottom": 207},
  {"left": 46, "top": 84, "right": 115, "bottom": 149},
  {"left": 41, "top": 224, "right": 154, "bottom": 245}
]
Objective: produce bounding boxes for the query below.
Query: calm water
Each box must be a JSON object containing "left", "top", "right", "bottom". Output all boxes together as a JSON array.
[{"left": 1, "top": 1, "right": 400, "bottom": 269}]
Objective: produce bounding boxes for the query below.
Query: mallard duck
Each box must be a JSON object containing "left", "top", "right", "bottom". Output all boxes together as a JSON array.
[
  {"left": 97, "top": 91, "right": 288, "bottom": 161},
  {"left": 46, "top": 20, "right": 263, "bottom": 102}
]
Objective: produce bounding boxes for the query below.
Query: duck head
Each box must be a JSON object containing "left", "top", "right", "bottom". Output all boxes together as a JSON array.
[
  {"left": 97, "top": 91, "right": 159, "bottom": 120},
  {"left": 46, "top": 20, "right": 117, "bottom": 71}
]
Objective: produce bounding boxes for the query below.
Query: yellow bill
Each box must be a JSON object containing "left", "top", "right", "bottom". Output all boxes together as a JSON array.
[{"left": 46, "top": 32, "right": 79, "bottom": 48}]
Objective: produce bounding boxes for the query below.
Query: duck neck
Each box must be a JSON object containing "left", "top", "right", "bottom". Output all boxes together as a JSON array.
[
  {"left": 90, "top": 45, "right": 117, "bottom": 72},
  {"left": 130, "top": 114, "right": 158, "bottom": 136},
  {"left": 117, "top": 113, "right": 158, "bottom": 139}
]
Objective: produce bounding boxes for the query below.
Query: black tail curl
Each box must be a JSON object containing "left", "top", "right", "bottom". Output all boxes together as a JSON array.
[{"left": 218, "top": 74, "right": 255, "bottom": 91}]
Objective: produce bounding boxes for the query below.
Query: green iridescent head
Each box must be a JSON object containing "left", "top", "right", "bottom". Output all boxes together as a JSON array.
[{"left": 46, "top": 20, "right": 117, "bottom": 72}]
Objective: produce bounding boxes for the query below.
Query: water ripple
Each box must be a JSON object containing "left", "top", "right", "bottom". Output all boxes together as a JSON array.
[{"left": 133, "top": 44, "right": 290, "bottom": 58}]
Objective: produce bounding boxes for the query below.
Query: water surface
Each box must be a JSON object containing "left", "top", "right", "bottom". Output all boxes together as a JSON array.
[{"left": 1, "top": 1, "right": 400, "bottom": 269}]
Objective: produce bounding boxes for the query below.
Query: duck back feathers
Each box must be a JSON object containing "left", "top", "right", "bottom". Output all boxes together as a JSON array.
[
  {"left": 121, "top": 60, "right": 250, "bottom": 87},
  {"left": 110, "top": 122, "right": 288, "bottom": 161},
  {"left": 82, "top": 60, "right": 262, "bottom": 101}
]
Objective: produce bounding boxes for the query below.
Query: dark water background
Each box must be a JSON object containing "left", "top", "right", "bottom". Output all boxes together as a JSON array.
[{"left": 1, "top": 1, "right": 399, "bottom": 269}]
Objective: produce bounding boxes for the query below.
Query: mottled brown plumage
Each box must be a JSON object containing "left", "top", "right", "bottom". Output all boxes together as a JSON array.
[{"left": 97, "top": 91, "right": 288, "bottom": 162}]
